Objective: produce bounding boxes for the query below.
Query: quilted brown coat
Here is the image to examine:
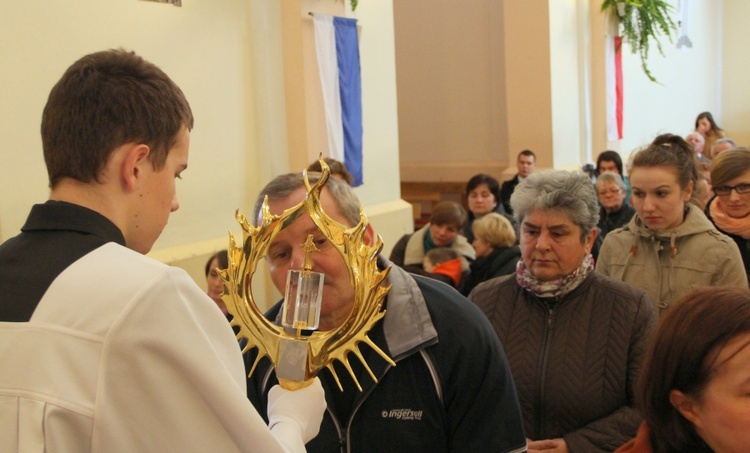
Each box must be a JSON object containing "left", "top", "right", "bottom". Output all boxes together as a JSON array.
[{"left": 470, "top": 271, "right": 656, "bottom": 452}]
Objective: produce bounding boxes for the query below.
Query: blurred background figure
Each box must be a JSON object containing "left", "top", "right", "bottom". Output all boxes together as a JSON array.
[
  {"left": 464, "top": 173, "right": 504, "bottom": 241},
  {"left": 205, "top": 249, "right": 229, "bottom": 318},
  {"left": 695, "top": 111, "right": 727, "bottom": 158},
  {"left": 390, "top": 201, "right": 474, "bottom": 276},
  {"left": 591, "top": 171, "right": 635, "bottom": 261},
  {"left": 501, "top": 149, "right": 536, "bottom": 214},
  {"left": 596, "top": 172, "right": 635, "bottom": 239},
  {"left": 422, "top": 247, "right": 463, "bottom": 288},
  {"left": 463, "top": 173, "right": 515, "bottom": 243},
  {"left": 710, "top": 137, "right": 736, "bottom": 159},
  {"left": 685, "top": 131, "right": 710, "bottom": 163},
  {"left": 616, "top": 287, "right": 750, "bottom": 453},
  {"left": 459, "top": 212, "right": 520, "bottom": 296},
  {"left": 692, "top": 161, "right": 713, "bottom": 210},
  {"left": 596, "top": 150, "right": 631, "bottom": 204},
  {"left": 307, "top": 157, "right": 354, "bottom": 185},
  {"left": 597, "top": 134, "right": 746, "bottom": 315},
  {"left": 471, "top": 170, "right": 655, "bottom": 453},
  {"left": 706, "top": 148, "right": 750, "bottom": 284}
]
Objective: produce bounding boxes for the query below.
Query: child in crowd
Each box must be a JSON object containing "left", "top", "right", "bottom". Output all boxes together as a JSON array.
[{"left": 423, "top": 247, "right": 463, "bottom": 287}]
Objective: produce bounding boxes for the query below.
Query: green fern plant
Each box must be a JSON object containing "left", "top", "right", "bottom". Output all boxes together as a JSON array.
[{"left": 601, "top": 0, "right": 677, "bottom": 83}]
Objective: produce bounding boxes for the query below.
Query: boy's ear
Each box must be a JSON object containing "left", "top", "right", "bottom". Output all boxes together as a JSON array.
[{"left": 121, "top": 144, "right": 151, "bottom": 191}]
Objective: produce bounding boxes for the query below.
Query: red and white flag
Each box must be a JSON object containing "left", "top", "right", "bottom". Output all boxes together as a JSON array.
[{"left": 605, "top": 36, "right": 623, "bottom": 141}]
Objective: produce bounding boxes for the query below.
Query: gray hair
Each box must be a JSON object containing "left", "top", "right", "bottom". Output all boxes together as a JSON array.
[
  {"left": 252, "top": 171, "right": 361, "bottom": 227},
  {"left": 596, "top": 171, "right": 627, "bottom": 192},
  {"left": 685, "top": 131, "right": 705, "bottom": 144},
  {"left": 711, "top": 137, "right": 737, "bottom": 158},
  {"left": 510, "top": 170, "right": 600, "bottom": 241}
]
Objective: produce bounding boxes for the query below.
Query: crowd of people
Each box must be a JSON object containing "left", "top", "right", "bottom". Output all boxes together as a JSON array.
[
  {"left": 199, "top": 134, "right": 750, "bottom": 452},
  {"left": 2, "top": 47, "right": 749, "bottom": 453},
  {"left": 378, "top": 118, "right": 749, "bottom": 451}
]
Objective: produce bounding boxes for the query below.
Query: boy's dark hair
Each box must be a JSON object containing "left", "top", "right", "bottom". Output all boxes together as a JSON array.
[{"left": 41, "top": 49, "right": 194, "bottom": 188}]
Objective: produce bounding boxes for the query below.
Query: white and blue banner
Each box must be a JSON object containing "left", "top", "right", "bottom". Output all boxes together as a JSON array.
[{"left": 313, "top": 14, "right": 363, "bottom": 186}]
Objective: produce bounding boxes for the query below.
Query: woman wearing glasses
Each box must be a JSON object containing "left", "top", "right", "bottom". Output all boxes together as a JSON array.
[
  {"left": 597, "top": 134, "right": 746, "bottom": 316},
  {"left": 707, "top": 148, "right": 750, "bottom": 284}
]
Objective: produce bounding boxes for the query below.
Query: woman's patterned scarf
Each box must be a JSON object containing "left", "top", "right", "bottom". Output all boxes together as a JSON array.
[{"left": 516, "top": 254, "right": 594, "bottom": 299}]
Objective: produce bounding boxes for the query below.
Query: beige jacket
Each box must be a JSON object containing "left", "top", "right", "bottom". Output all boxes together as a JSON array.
[{"left": 596, "top": 203, "right": 747, "bottom": 315}]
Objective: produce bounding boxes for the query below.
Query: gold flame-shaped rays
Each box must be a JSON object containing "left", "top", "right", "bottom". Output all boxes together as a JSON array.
[{"left": 220, "top": 160, "right": 395, "bottom": 391}]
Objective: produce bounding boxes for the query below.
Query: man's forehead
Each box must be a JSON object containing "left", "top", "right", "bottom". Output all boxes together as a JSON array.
[{"left": 267, "top": 187, "right": 308, "bottom": 213}]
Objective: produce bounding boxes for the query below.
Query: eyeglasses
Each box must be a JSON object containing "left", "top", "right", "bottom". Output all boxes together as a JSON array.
[{"left": 713, "top": 183, "right": 750, "bottom": 196}]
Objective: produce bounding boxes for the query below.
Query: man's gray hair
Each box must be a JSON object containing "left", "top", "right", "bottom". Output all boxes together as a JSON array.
[
  {"left": 510, "top": 170, "right": 600, "bottom": 241},
  {"left": 252, "top": 171, "right": 361, "bottom": 227},
  {"left": 711, "top": 137, "right": 737, "bottom": 158},
  {"left": 596, "top": 171, "right": 627, "bottom": 192}
]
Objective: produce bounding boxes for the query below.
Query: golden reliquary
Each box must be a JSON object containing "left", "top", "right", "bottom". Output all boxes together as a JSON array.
[{"left": 219, "top": 160, "right": 395, "bottom": 391}]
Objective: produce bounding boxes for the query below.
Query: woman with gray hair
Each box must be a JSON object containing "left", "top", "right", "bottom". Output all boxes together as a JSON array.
[
  {"left": 469, "top": 170, "right": 655, "bottom": 453},
  {"left": 596, "top": 171, "right": 635, "bottom": 239}
]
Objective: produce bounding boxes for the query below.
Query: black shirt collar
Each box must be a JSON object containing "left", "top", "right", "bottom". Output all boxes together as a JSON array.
[{"left": 22, "top": 200, "right": 126, "bottom": 247}]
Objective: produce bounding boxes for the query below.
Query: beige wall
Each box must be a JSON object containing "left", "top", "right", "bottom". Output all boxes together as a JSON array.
[
  {"left": 723, "top": 0, "right": 750, "bottom": 146},
  {"left": 549, "top": 0, "right": 587, "bottom": 169},
  {"left": 394, "top": 0, "right": 511, "bottom": 181}
]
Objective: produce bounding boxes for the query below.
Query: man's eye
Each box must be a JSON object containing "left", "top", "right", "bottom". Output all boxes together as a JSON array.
[{"left": 269, "top": 250, "right": 289, "bottom": 263}]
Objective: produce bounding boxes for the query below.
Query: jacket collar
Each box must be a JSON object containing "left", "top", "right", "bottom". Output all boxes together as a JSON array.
[
  {"left": 627, "top": 202, "right": 714, "bottom": 239},
  {"left": 403, "top": 224, "right": 475, "bottom": 269},
  {"left": 380, "top": 258, "right": 438, "bottom": 359}
]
